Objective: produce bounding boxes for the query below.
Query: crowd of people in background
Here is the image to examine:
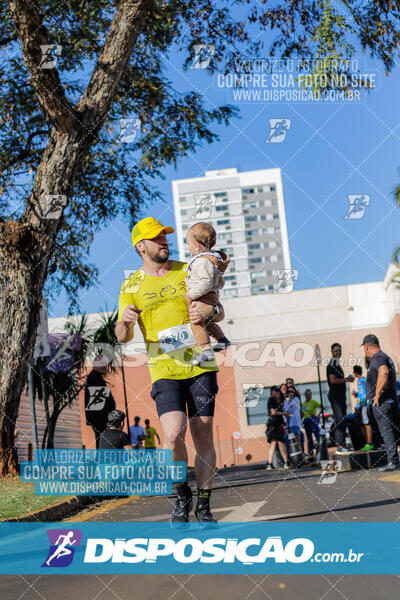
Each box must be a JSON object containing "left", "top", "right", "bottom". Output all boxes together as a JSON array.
[
  {"left": 265, "top": 379, "right": 322, "bottom": 469},
  {"left": 84, "top": 333, "right": 400, "bottom": 474},
  {"left": 265, "top": 336, "right": 400, "bottom": 472}
]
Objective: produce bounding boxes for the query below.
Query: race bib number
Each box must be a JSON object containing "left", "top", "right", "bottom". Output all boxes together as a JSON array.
[{"left": 157, "top": 323, "right": 196, "bottom": 354}]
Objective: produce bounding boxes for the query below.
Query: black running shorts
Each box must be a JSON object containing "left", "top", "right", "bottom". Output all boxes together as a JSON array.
[{"left": 150, "top": 372, "right": 218, "bottom": 418}]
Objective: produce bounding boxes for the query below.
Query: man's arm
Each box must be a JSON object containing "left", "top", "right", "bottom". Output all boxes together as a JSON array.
[
  {"left": 373, "top": 365, "right": 389, "bottom": 406},
  {"left": 188, "top": 301, "right": 224, "bottom": 325},
  {"left": 328, "top": 373, "right": 352, "bottom": 385},
  {"left": 115, "top": 305, "right": 142, "bottom": 343}
]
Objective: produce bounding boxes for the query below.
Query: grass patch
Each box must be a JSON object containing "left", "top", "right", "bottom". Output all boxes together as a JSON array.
[{"left": 0, "top": 477, "right": 69, "bottom": 520}]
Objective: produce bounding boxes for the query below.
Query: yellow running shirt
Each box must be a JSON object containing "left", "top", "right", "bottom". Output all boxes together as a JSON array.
[{"left": 117, "top": 261, "right": 218, "bottom": 383}]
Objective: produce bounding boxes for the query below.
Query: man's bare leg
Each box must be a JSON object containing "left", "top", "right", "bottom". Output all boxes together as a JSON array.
[
  {"left": 160, "top": 410, "right": 187, "bottom": 461},
  {"left": 189, "top": 416, "right": 217, "bottom": 522},
  {"left": 160, "top": 411, "right": 192, "bottom": 523}
]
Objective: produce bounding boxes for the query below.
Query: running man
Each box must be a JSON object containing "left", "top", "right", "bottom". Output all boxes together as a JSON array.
[
  {"left": 115, "top": 217, "right": 223, "bottom": 523},
  {"left": 45, "top": 531, "right": 76, "bottom": 566}
]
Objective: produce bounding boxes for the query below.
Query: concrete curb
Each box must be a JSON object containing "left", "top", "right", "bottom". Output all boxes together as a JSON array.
[{"left": 2, "top": 495, "right": 97, "bottom": 523}]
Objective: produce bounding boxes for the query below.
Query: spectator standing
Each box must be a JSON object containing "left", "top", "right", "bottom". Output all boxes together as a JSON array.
[
  {"left": 302, "top": 389, "right": 321, "bottom": 456},
  {"left": 326, "top": 343, "right": 354, "bottom": 455},
  {"left": 353, "top": 365, "right": 373, "bottom": 451},
  {"left": 283, "top": 387, "right": 303, "bottom": 450},
  {"left": 144, "top": 418, "right": 161, "bottom": 449},
  {"left": 362, "top": 335, "right": 400, "bottom": 471},
  {"left": 285, "top": 378, "right": 301, "bottom": 401},
  {"left": 130, "top": 416, "right": 146, "bottom": 448},
  {"left": 84, "top": 355, "right": 116, "bottom": 448},
  {"left": 99, "top": 410, "right": 132, "bottom": 450},
  {"left": 265, "top": 386, "right": 290, "bottom": 470}
]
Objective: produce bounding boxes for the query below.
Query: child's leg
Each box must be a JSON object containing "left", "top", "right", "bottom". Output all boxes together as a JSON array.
[
  {"left": 206, "top": 321, "right": 225, "bottom": 341},
  {"left": 187, "top": 297, "right": 211, "bottom": 350}
]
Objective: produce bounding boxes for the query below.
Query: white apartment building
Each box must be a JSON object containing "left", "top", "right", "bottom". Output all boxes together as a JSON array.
[{"left": 172, "top": 167, "right": 291, "bottom": 297}]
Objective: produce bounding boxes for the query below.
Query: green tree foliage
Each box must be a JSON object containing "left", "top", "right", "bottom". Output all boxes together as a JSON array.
[{"left": 1, "top": 1, "right": 399, "bottom": 312}]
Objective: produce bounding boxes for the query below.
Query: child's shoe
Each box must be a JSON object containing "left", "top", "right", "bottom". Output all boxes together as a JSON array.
[
  {"left": 191, "top": 349, "right": 215, "bottom": 366},
  {"left": 213, "top": 337, "right": 231, "bottom": 352}
]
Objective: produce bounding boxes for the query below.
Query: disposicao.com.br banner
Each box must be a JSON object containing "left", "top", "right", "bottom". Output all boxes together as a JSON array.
[{"left": 0, "top": 523, "right": 399, "bottom": 574}]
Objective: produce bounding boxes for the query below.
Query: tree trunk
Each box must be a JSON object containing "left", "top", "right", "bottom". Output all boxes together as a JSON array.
[
  {"left": 0, "top": 225, "right": 43, "bottom": 475},
  {"left": 0, "top": 0, "right": 153, "bottom": 475},
  {"left": 46, "top": 406, "right": 61, "bottom": 450},
  {"left": 0, "top": 134, "right": 85, "bottom": 475}
]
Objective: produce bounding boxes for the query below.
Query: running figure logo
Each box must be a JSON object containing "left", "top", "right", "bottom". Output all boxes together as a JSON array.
[
  {"left": 191, "top": 44, "right": 215, "bottom": 69},
  {"left": 344, "top": 194, "right": 370, "bottom": 219},
  {"left": 119, "top": 118, "right": 141, "bottom": 143},
  {"left": 192, "top": 193, "right": 216, "bottom": 219},
  {"left": 43, "top": 194, "right": 67, "bottom": 220},
  {"left": 42, "top": 529, "right": 82, "bottom": 567},
  {"left": 86, "top": 386, "right": 110, "bottom": 411},
  {"left": 265, "top": 119, "right": 291, "bottom": 143},
  {"left": 240, "top": 384, "right": 264, "bottom": 408},
  {"left": 318, "top": 460, "right": 342, "bottom": 485},
  {"left": 273, "top": 269, "right": 298, "bottom": 294},
  {"left": 39, "top": 44, "right": 62, "bottom": 69}
]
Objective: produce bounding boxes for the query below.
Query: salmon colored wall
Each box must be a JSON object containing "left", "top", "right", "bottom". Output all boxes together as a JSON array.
[
  {"left": 79, "top": 359, "right": 239, "bottom": 467},
  {"left": 79, "top": 315, "right": 400, "bottom": 466}
]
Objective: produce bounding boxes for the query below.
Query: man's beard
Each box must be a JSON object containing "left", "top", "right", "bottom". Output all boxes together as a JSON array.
[{"left": 153, "top": 249, "right": 169, "bottom": 263}]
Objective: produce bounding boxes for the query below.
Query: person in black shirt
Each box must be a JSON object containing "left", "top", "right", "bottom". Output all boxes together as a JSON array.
[
  {"left": 99, "top": 410, "right": 132, "bottom": 450},
  {"left": 326, "top": 343, "right": 354, "bottom": 454},
  {"left": 265, "top": 386, "right": 290, "bottom": 470},
  {"left": 84, "top": 355, "right": 116, "bottom": 448},
  {"left": 362, "top": 334, "right": 400, "bottom": 471}
]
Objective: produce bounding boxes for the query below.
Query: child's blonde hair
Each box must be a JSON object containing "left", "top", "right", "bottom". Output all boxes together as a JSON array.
[{"left": 188, "top": 222, "right": 216, "bottom": 249}]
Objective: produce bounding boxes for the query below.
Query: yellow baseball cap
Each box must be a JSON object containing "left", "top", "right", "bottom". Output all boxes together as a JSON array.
[{"left": 131, "top": 217, "right": 174, "bottom": 247}]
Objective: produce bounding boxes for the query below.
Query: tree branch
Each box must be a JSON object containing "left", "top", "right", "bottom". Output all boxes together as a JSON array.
[
  {"left": 0, "top": 130, "right": 48, "bottom": 173},
  {"left": 7, "top": 0, "right": 77, "bottom": 132},
  {"left": 77, "top": 0, "right": 154, "bottom": 137},
  {"left": 0, "top": 35, "right": 18, "bottom": 47}
]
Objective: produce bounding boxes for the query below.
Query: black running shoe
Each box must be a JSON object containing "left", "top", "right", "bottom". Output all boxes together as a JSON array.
[
  {"left": 170, "top": 489, "right": 193, "bottom": 524},
  {"left": 194, "top": 505, "right": 217, "bottom": 523}
]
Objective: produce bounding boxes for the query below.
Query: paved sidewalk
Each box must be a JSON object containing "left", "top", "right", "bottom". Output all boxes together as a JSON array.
[{"left": 1, "top": 463, "right": 399, "bottom": 600}]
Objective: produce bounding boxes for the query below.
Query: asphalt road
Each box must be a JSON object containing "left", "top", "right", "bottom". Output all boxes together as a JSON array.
[{"left": 1, "top": 462, "right": 399, "bottom": 599}]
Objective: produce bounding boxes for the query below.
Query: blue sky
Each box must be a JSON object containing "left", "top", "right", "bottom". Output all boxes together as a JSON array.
[{"left": 49, "top": 46, "right": 400, "bottom": 318}]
